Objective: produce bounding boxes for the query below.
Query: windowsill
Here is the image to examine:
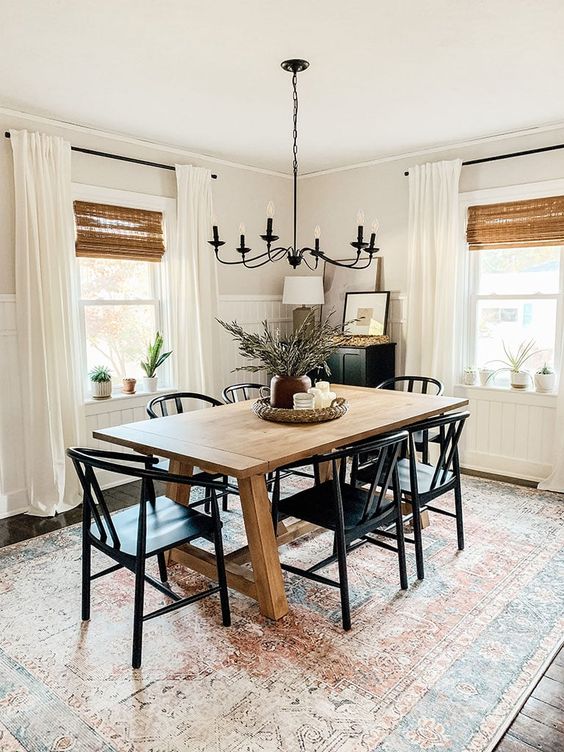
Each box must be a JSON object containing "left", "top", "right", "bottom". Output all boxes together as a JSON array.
[
  {"left": 84, "top": 386, "right": 175, "bottom": 406},
  {"left": 454, "top": 383, "right": 558, "bottom": 400}
]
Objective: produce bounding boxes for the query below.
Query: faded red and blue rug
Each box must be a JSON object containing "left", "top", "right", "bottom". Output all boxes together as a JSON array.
[{"left": 0, "top": 475, "right": 562, "bottom": 751}]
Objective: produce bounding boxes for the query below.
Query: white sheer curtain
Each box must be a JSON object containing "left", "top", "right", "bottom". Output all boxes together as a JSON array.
[
  {"left": 405, "top": 159, "right": 463, "bottom": 395},
  {"left": 10, "top": 130, "right": 85, "bottom": 516},
  {"left": 167, "top": 165, "right": 219, "bottom": 396},
  {"left": 538, "top": 300, "right": 564, "bottom": 493}
]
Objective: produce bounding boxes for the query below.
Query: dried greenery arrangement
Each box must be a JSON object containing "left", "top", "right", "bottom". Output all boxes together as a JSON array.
[{"left": 217, "top": 310, "right": 348, "bottom": 377}]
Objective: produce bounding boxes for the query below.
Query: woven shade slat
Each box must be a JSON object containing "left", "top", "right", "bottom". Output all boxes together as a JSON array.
[
  {"left": 74, "top": 201, "right": 165, "bottom": 261},
  {"left": 466, "top": 195, "right": 564, "bottom": 251}
]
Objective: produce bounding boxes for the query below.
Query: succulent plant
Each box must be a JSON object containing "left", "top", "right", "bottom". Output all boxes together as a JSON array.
[
  {"left": 89, "top": 365, "right": 112, "bottom": 383},
  {"left": 141, "top": 332, "right": 172, "bottom": 378}
]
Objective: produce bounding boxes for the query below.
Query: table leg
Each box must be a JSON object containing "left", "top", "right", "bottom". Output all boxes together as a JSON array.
[
  {"left": 237, "top": 474, "right": 289, "bottom": 620},
  {"left": 167, "top": 459, "right": 194, "bottom": 507},
  {"left": 165, "top": 459, "right": 193, "bottom": 564}
]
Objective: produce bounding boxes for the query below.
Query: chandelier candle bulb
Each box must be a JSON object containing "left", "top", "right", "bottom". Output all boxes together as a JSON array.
[{"left": 213, "top": 225, "right": 219, "bottom": 242}]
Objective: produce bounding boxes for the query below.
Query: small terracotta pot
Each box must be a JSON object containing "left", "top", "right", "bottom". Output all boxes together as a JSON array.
[
  {"left": 270, "top": 374, "right": 312, "bottom": 409},
  {"left": 122, "top": 378, "right": 136, "bottom": 394}
]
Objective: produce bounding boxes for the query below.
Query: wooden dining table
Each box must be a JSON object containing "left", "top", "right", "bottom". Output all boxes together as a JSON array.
[{"left": 93, "top": 384, "right": 468, "bottom": 621}]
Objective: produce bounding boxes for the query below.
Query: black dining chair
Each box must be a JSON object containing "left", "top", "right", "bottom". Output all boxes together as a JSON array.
[
  {"left": 353, "top": 411, "right": 469, "bottom": 581},
  {"left": 376, "top": 376, "right": 445, "bottom": 464},
  {"left": 271, "top": 431, "right": 409, "bottom": 630},
  {"left": 67, "top": 447, "right": 231, "bottom": 669},
  {"left": 222, "top": 382, "right": 265, "bottom": 403},
  {"left": 146, "top": 392, "right": 236, "bottom": 512}
]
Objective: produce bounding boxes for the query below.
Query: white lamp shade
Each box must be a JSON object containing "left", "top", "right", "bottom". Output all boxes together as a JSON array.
[{"left": 282, "top": 276, "right": 324, "bottom": 305}]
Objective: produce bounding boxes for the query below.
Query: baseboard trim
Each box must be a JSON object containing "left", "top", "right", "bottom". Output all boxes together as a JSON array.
[
  {"left": 0, "top": 489, "right": 29, "bottom": 519},
  {"left": 461, "top": 467, "right": 538, "bottom": 488}
]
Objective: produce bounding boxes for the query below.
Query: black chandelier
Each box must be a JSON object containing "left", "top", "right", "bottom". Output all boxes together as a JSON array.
[{"left": 209, "top": 59, "right": 380, "bottom": 270}]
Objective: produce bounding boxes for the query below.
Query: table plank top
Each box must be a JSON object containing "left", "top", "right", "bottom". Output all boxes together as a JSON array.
[{"left": 93, "top": 384, "right": 468, "bottom": 478}]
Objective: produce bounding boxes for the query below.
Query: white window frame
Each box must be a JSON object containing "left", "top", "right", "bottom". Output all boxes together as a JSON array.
[
  {"left": 72, "top": 184, "right": 176, "bottom": 398},
  {"left": 459, "top": 179, "right": 564, "bottom": 386}
]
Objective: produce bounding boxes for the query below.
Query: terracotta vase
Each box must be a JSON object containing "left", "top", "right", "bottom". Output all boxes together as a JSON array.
[
  {"left": 270, "top": 374, "right": 311, "bottom": 409},
  {"left": 122, "top": 378, "right": 137, "bottom": 394}
]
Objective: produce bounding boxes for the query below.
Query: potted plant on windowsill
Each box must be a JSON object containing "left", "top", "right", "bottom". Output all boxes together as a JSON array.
[
  {"left": 141, "top": 332, "right": 172, "bottom": 393},
  {"left": 89, "top": 365, "right": 112, "bottom": 400},
  {"left": 534, "top": 363, "right": 556, "bottom": 393},
  {"left": 488, "top": 339, "right": 538, "bottom": 390},
  {"left": 218, "top": 311, "right": 348, "bottom": 408}
]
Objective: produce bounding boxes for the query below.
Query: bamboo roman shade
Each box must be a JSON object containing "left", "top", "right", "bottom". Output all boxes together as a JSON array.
[
  {"left": 74, "top": 201, "right": 165, "bottom": 261},
  {"left": 467, "top": 195, "right": 564, "bottom": 251}
]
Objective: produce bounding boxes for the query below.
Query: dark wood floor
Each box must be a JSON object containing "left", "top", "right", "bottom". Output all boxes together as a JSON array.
[
  {"left": 1, "top": 482, "right": 562, "bottom": 750},
  {"left": 495, "top": 646, "right": 564, "bottom": 752}
]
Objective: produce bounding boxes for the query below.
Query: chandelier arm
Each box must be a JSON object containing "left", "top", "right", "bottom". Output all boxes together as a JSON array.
[
  {"left": 212, "top": 246, "right": 288, "bottom": 266},
  {"left": 298, "top": 250, "right": 319, "bottom": 271},
  {"left": 313, "top": 251, "right": 376, "bottom": 269},
  {"left": 241, "top": 248, "right": 288, "bottom": 269}
]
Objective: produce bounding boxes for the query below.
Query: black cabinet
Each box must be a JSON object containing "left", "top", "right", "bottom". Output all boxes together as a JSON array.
[{"left": 311, "top": 343, "right": 396, "bottom": 388}]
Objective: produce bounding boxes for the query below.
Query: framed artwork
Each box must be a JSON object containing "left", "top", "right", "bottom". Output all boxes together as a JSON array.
[
  {"left": 343, "top": 291, "right": 390, "bottom": 335},
  {"left": 322, "top": 257, "right": 381, "bottom": 326}
]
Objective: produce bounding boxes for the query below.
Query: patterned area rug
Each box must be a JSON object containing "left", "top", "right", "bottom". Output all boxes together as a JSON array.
[{"left": 0, "top": 476, "right": 562, "bottom": 752}]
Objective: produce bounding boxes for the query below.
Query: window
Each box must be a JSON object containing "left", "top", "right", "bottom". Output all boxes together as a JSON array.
[
  {"left": 465, "top": 192, "right": 564, "bottom": 384},
  {"left": 74, "top": 190, "right": 174, "bottom": 394},
  {"left": 469, "top": 246, "right": 562, "bottom": 379}
]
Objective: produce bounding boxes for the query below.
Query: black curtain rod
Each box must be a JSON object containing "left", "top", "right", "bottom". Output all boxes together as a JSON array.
[
  {"left": 403, "top": 142, "right": 564, "bottom": 176},
  {"left": 4, "top": 131, "right": 218, "bottom": 179}
]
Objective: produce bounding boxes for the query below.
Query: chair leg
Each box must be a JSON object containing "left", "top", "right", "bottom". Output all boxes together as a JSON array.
[
  {"left": 211, "top": 495, "right": 231, "bottom": 627},
  {"left": 271, "top": 472, "right": 280, "bottom": 533},
  {"left": 132, "top": 557, "right": 146, "bottom": 669},
  {"left": 157, "top": 552, "right": 168, "bottom": 584},
  {"left": 81, "top": 534, "right": 91, "bottom": 621},
  {"left": 204, "top": 492, "right": 211, "bottom": 515},
  {"left": 410, "top": 492, "right": 425, "bottom": 580},
  {"left": 335, "top": 524, "right": 351, "bottom": 631},
  {"left": 454, "top": 478, "right": 465, "bottom": 550},
  {"left": 395, "top": 514, "right": 409, "bottom": 590},
  {"left": 222, "top": 476, "right": 229, "bottom": 512}
]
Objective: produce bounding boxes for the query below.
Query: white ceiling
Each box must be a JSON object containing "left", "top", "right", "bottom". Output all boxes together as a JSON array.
[{"left": 1, "top": 1, "right": 563, "bottom": 173}]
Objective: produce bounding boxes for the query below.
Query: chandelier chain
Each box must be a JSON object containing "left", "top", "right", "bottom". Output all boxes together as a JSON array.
[{"left": 292, "top": 72, "right": 299, "bottom": 178}]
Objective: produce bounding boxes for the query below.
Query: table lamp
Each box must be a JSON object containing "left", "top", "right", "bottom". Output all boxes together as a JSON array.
[{"left": 282, "top": 276, "right": 325, "bottom": 332}]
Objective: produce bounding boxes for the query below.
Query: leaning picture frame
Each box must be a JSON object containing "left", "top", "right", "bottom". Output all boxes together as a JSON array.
[
  {"left": 343, "top": 291, "right": 390, "bottom": 335},
  {"left": 321, "top": 257, "right": 381, "bottom": 326}
]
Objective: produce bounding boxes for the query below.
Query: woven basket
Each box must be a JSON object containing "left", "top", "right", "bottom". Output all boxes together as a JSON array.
[{"left": 252, "top": 397, "right": 349, "bottom": 424}]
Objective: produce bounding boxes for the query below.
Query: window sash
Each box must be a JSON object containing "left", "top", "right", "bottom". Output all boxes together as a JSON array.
[{"left": 466, "top": 253, "right": 564, "bottom": 377}]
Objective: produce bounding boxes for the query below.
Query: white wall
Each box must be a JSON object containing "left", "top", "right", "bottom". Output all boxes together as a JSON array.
[
  {"left": 299, "top": 127, "right": 564, "bottom": 293},
  {"left": 299, "top": 127, "right": 564, "bottom": 481},
  {"left": 0, "top": 108, "right": 293, "bottom": 297},
  {"left": 0, "top": 108, "right": 294, "bottom": 515}
]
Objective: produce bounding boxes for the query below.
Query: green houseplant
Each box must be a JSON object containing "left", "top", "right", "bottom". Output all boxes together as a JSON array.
[
  {"left": 487, "top": 339, "right": 538, "bottom": 390},
  {"left": 534, "top": 363, "right": 555, "bottom": 393},
  {"left": 141, "top": 332, "right": 172, "bottom": 393},
  {"left": 89, "top": 365, "right": 112, "bottom": 400},
  {"left": 218, "top": 310, "right": 348, "bottom": 408}
]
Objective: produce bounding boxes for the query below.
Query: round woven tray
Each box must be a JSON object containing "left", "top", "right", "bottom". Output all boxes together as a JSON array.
[{"left": 252, "top": 397, "right": 349, "bottom": 424}]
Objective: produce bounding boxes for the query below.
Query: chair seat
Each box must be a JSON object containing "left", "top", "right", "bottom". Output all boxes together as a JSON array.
[
  {"left": 277, "top": 480, "right": 395, "bottom": 532},
  {"left": 90, "top": 495, "right": 214, "bottom": 557},
  {"left": 356, "top": 458, "right": 453, "bottom": 495}
]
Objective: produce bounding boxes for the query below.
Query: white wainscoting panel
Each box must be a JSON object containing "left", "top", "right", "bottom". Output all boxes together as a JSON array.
[
  {"left": 389, "top": 293, "right": 407, "bottom": 375},
  {"left": 454, "top": 385, "right": 558, "bottom": 481},
  {"left": 217, "top": 295, "right": 292, "bottom": 389},
  {"left": 0, "top": 295, "right": 27, "bottom": 518}
]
